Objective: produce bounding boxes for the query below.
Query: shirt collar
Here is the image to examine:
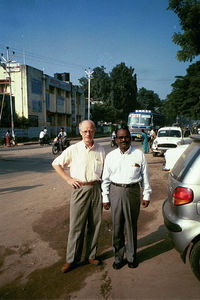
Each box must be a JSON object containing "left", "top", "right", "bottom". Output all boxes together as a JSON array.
[
  {"left": 118, "top": 146, "right": 132, "bottom": 155},
  {"left": 80, "top": 140, "right": 96, "bottom": 150}
]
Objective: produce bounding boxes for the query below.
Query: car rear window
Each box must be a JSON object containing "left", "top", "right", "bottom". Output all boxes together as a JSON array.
[
  {"left": 158, "top": 130, "right": 181, "bottom": 138},
  {"left": 171, "top": 142, "right": 200, "bottom": 182}
]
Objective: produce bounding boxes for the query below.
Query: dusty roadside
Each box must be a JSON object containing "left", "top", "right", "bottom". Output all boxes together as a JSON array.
[{"left": 0, "top": 145, "right": 200, "bottom": 299}]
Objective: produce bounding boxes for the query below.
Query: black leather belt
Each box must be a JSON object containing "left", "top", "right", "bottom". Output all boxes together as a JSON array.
[{"left": 111, "top": 182, "right": 139, "bottom": 188}]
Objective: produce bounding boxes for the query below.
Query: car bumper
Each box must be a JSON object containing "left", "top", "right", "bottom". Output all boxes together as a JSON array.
[
  {"left": 152, "top": 149, "right": 165, "bottom": 155},
  {"left": 162, "top": 199, "right": 200, "bottom": 254}
]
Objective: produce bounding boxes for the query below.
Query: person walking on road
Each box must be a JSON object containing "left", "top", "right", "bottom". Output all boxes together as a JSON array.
[
  {"left": 52, "top": 120, "right": 105, "bottom": 273},
  {"left": 149, "top": 127, "right": 156, "bottom": 150},
  {"left": 102, "top": 126, "right": 152, "bottom": 270},
  {"left": 141, "top": 129, "right": 149, "bottom": 153},
  {"left": 5, "top": 129, "right": 11, "bottom": 147}
]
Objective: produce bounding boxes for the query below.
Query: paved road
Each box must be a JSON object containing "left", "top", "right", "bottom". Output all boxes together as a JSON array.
[{"left": 0, "top": 138, "right": 200, "bottom": 299}]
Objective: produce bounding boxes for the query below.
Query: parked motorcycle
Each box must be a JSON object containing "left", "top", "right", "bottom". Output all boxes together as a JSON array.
[{"left": 52, "top": 137, "right": 70, "bottom": 154}]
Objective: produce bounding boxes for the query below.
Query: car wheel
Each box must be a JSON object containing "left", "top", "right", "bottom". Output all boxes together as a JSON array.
[
  {"left": 189, "top": 240, "right": 200, "bottom": 280},
  {"left": 153, "top": 152, "right": 157, "bottom": 157}
]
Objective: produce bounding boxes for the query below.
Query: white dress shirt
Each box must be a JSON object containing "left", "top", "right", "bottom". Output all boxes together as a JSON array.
[
  {"left": 102, "top": 146, "right": 152, "bottom": 203},
  {"left": 52, "top": 140, "right": 105, "bottom": 182}
]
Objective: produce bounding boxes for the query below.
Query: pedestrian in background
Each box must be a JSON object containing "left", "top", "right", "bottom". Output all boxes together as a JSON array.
[
  {"left": 141, "top": 129, "right": 149, "bottom": 153},
  {"left": 5, "top": 129, "right": 11, "bottom": 147},
  {"left": 52, "top": 120, "right": 105, "bottom": 273},
  {"left": 149, "top": 127, "right": 157, "bottom": 150},
  {"left": 102, "top": 126, "right": 152, "bottom": 270}
]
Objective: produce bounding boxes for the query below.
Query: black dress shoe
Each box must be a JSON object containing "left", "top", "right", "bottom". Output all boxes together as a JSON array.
[
  {"left": 112, "top": 261, "right": 124, "bottom": 270},
  {"left": 128, "top": 259, "right": 138, "bottom": 268}
]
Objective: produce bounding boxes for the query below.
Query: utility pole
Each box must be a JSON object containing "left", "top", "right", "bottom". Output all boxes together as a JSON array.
[
  {"left": 0, "top": 47, "right": 16, "bottom": 141},
  {"left": 85, "top": 68, "right": 93, "bottom": 120}
]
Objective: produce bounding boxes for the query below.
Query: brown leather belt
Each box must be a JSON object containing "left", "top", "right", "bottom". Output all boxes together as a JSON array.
[
  {"left": 81, "top": 180, "right": 100, "bottom": 186},
  {"left": 111, "top": 182, "right": 139, "bottom": 188}
]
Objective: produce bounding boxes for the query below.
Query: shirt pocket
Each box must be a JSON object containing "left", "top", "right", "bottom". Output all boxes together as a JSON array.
[
  {"left": 131, "top": 162, "right": 141, "bottom": 176},
  {"left": 94, "top": 158, "right": 103, "bottom": 175}
]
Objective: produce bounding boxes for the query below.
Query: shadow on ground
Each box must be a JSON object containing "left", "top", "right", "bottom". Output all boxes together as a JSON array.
[{"left": 0, "top": 208, "right": 173, "bottom": 299}]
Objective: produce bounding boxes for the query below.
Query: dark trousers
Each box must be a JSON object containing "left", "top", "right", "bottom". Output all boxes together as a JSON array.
[{"left": 110, "top": 183, "right": 140, "bottom": 263}]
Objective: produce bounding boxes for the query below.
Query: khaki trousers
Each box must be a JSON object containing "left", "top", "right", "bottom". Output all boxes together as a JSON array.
[{"left": 66, "top": 183, "right": 102, "bottom": 263}]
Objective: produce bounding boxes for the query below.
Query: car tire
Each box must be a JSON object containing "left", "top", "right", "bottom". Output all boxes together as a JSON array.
[
  {"left": 189, "top": 240, "right": 200, "bottom": 281},
  {"left": 153, "top": 152, "right": 157, "bottom": 157}
]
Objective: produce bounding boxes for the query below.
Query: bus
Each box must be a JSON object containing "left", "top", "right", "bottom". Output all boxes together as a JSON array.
[{"left": 127, "top": 110, "right": 164, "bottom": 140}]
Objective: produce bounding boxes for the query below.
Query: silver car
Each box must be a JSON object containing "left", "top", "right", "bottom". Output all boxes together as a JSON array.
[{"left": 162, "top": 135, "right": 200, "bottom": 281}]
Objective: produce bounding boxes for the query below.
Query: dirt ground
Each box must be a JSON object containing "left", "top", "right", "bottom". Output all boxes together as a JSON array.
[{"left": 0, "top": 141, "right": 200, "bottom": 299}]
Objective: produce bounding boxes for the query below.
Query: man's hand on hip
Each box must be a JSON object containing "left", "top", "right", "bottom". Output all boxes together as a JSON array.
[
  {"left": 68, "top": 178, "right": 82, "bottom": 189},
  {"left": 141, "top": 200, "right": 150, "bottom": 208},
  {"left": 103, "top": 203, "right": 111, "bottom": 210}
]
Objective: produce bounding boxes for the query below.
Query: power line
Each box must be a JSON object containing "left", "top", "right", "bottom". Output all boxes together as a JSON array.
[{"left": 0, "top": 43, "right": 88, "bottom": 72}]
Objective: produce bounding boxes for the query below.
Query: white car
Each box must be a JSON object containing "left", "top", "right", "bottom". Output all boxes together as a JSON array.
[
  {"left": 152, "top": 126, "right": 191, "bottom": 157},
  {"left": 163, "top": 144, "right": 190, "bottom": 171}
]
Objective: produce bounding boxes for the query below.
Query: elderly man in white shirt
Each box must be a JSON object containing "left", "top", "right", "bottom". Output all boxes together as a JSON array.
[
  {"left": 52, "top": 120, "right": 105, "bottom": 273},
  {"left": 102, "top": 126, "right": 152, "bottom": 270}
]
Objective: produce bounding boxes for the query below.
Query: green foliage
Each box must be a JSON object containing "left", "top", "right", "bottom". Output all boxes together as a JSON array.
[
  {"left": 164, "top": 60, "right": 200, "bottom": 120},
  {"left": 168, "top": 0, "right": 200, "bottom": 61},
  {"left": 79, "top": 66, "right": 110, "bottom": 102},
  {"left": 109, "top": 63, "right": 138, "bottom": 120},
  {"left": 15, "top": 115, "right": 29, "bottom": 128},
  {"left": 137, "top": 88, "right": 162, "bottom": 111},
  {"left": 79, "top": 62, "right": 139, "bottom": 123},
  {"left": 91, "top": 103, "right": 119, "bottom": 123}
]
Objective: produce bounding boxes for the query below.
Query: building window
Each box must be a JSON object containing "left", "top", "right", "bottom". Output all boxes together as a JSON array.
[
  {"left": 32, "top": 100, "right": 42, "bottom": 112},
  {"left": 46, "top": 93, "right": 50, "bottom": 110},
  {"left": 57, "top": 96, "right": 64, "bottom": 109},
  {"left": 31, "top": 78, "right": 42, "bottom": 95},
  {"left": 28, "top": 115, "right": 38, "bottom": 126},
  {"left": 49, "top": 86, "right": 54, "bottom": 94}
]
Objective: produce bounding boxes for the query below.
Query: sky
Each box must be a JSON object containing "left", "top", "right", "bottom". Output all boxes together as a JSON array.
[{"left": 0, "top": 0, "right": 194, "bottom": 100}]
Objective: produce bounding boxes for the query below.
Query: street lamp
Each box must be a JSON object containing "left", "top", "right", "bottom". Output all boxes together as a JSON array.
[
  {"left": 85, "top": 68, "right": 93, "bottom": 120},
  {"left": 1, "top": 47, "right": 16, "bottom": 142}
]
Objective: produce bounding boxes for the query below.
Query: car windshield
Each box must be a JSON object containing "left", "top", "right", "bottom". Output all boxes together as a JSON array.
[
  {"left": 158, "top": 130, "right": 181, "bottom": 138},
  {"left": 171, "top": 141, "right": 200, "bottom": 182}
]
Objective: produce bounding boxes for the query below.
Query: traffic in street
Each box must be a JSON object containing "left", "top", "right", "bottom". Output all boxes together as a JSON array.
[{"left": 0, "top": 138, "right": 200, "bottom": 299}]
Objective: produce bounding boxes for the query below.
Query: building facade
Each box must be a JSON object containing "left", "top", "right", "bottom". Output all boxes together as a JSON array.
[{"left": 0, "top": 64, "right": 85, "bottom": 136}]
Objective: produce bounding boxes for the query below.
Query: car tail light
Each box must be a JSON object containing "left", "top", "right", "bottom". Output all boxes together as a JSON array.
[{"left": 173, "top": 187, "right": 193, "bottom": 206}]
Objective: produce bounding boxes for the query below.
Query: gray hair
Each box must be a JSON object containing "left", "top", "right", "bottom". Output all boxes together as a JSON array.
[{"left": 79, "top": 120, "right": 96, "bottom": 131}]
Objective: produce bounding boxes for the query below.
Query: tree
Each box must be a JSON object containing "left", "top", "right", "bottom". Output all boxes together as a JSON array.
[
  {"left": 79, "top": 66, "right": 110, "bottom": 103},
  {"left": 91, "top": 103, "right": 118, "bottom": 123},
  {"left": 164, "top": 60, "right": 200, "bottom": 120},
  {"left": 168, "top": 0, "right": 200, "bottom": 62},
  {"left": 137, "top": 88, "right": 162, "bottom": 111},
  {"left": 109, "top": 62, "right": 138, "bottom": 120},
  {"left": 79, "top": 63, "right": 138, "bottom": 123}
]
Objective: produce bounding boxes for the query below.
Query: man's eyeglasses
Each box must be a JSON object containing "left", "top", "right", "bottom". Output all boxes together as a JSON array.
[
  {"left": 117, "top": 135, "right": 130, "bottom": 140},
  {"left": 81, "top": 130, "right": 94, "bottom": 135}
]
